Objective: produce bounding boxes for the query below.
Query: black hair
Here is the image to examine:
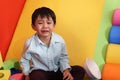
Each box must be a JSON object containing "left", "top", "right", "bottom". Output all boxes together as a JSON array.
[{"left": 32, "top": 7, "right": 56, "bottom": 25}]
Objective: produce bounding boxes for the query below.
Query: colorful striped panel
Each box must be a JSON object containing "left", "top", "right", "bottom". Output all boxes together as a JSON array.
[{"left": 0, "top": 0, "right": 26, "bottom": 60}]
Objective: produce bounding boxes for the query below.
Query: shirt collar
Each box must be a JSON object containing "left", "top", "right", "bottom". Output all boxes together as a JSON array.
[
  {"left": 50, "top": 32, "right": 61, "bottom": 44},
  {"left": 34, "top": 32, "right": 61, "bottom": 46},
  {"left": 34, "top": 34, "right": 45, "bottom": 46}
]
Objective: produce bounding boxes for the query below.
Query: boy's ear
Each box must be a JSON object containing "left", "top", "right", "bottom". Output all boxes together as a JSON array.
[{"left": 32, "top": 24, "right": 36, "bottom": 30}]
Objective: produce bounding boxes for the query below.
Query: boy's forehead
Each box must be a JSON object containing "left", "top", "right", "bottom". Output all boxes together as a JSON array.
[
  {"left": 38, "top": 14, "right": 51, "bottom": 18},
  {"left": 36, "top": 15, "right": 53, "bottom": 21},
  {"left": 37, "top": 15, "right": 52, "bottom": 19}
]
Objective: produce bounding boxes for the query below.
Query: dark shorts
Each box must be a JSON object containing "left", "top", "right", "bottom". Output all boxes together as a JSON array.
[{"left": 29, "top": 65, "right": 85, "bottom": 80}]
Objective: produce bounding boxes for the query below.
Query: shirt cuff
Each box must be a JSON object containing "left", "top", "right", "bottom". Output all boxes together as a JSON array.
[{"left": 60, "top": 64, "right": 71, "bottom": 72}]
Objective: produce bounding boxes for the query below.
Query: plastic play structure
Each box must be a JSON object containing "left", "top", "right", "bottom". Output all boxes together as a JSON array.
[
  {"left": 0, "top": 0, "right": 120, "bottom": 80},
  {"left": 84, "top": 8, "right": 120, "bottom": 80},
  {"left": 102, "top": 8, "right": 120, "bottom": 80}
]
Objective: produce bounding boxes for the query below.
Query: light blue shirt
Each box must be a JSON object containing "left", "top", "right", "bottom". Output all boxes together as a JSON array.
[{"left": 20, "top": 32, "right": 71, "bottom": 75}]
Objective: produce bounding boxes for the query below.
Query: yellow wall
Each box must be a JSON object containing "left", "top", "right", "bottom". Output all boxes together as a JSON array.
[{"left": 6, "top": 0, "right": 104, "bottom": 66}]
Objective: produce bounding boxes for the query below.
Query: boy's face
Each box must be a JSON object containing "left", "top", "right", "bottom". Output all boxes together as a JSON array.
[{"left": 32, "top": 15, "right": 55, "bottom": 38}]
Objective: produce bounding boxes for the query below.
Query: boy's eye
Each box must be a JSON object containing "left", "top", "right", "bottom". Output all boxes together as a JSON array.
[
  {"left": 38, "top": 22, "right": 43, "bottom": 24},
  {"left": 47, "top": 22, "right": 52, "bottom": 24}
]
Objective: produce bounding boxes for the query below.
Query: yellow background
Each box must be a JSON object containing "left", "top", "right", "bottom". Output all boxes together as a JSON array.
[{"left": 5, "top": 0, "right": 104, "bottom": 66}]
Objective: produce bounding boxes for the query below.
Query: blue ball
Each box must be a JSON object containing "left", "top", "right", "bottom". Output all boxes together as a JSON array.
[{"left": 109, "top": 26, "right": 120, "bottom": 44}]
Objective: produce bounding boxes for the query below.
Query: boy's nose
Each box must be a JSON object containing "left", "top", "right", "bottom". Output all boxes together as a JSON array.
[{"left": 43, "top": 23, "right": 48, "bottom": 28}]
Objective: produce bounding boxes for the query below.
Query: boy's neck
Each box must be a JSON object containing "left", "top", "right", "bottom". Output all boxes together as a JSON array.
[{"left": 39, "top": 36, "right": 51, "bottom": 47}]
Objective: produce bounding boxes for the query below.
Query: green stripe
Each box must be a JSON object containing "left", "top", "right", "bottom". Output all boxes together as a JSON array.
[{"left": 94, "top": 0, "right": 120, "bottom": 71}]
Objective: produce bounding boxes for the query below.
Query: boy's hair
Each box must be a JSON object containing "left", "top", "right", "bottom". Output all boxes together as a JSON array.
[{"left": 32, "top": 7, "right": 56, "bottom": 25}]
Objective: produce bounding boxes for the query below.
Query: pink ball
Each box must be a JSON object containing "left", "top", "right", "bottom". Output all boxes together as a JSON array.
[
  {"left": 10, "top": 73, "right": 24, "bottom": 80},
  {"left": 112, "top": 8, "right": 120, "bottom": 26}
]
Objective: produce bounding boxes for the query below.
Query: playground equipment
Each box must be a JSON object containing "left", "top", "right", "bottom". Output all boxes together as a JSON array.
[{"left": 102, "top": 8, "right": 120, "bottom": 80}]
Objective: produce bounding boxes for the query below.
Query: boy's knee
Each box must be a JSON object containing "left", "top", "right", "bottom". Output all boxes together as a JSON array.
[{"left": 71, "top": 65, "right": 85, "bottom": 73}]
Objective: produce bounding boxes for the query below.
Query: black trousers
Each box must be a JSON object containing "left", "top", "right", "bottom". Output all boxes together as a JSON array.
[{"left": 29, "top": 65, "right": 85, "bottom": 80}]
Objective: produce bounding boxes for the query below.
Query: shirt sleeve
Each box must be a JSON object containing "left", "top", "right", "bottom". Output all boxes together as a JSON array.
[
  {"left": 20, "top": 40, "right": 31, "bottom": 75},
  {"left": 59, "top": 41, "right": 71, "bottom": 72}
]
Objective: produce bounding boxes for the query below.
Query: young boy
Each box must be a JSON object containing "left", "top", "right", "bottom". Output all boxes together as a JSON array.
[{"left": 20, "top": 7, "right": 85, "bottom": 80}]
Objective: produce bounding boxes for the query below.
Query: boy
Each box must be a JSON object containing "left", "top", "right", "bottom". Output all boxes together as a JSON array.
[{"left": 20, "top": 7, "right": 85, "bottom": 80}]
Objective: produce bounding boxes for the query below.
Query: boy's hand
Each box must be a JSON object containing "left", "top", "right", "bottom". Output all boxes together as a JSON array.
[
  {"left": 25, "top": 75, "right": 30, "bottom": 80},
  {"left": 63, "top": 69, "right": 74, "bottom": 80}
]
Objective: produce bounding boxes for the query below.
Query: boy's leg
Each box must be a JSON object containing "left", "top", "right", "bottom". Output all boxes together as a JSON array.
[
  {"left": 71, "top": 65, "right": 85, "bottom": 80},
  {"left": 29, "top": 70, "right": 47, "bottom": 80},
  {"left": 47, "top": 70, "right": 63, "bottom": 80},
  {"left": 29, "top": 69, "right": 63, "bottom": 80}
]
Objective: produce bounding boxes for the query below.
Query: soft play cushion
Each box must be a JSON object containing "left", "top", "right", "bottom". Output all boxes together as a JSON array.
[
  {"left": 102, "top": 63, "right": 120, "bottom": 80},
  {"left": 0, "top": 73, "right": 4, "bottom": 78},
  {"left": 11, "top": 68, "right": 22, "bottom": 75},
  {"left": 3, "top": 59, "right": 20, "bottom": 70},
  {"left": 112, "top": 8, "right": 120, "bottom": 26},
  {"left": 10, "top": 73, "right": 24, "bottom": 80},
  {"left": 106, "top": 44, "right": 120, "bottom": 64},
  {"left": 84, "top": 58, "right": 101, "bottom": 79},
  {"left": 0, "top": 70, "right": 10, "bottom": 80},
  {"left": 109, "top": 26, "right": 120, "bottom": 44}
]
